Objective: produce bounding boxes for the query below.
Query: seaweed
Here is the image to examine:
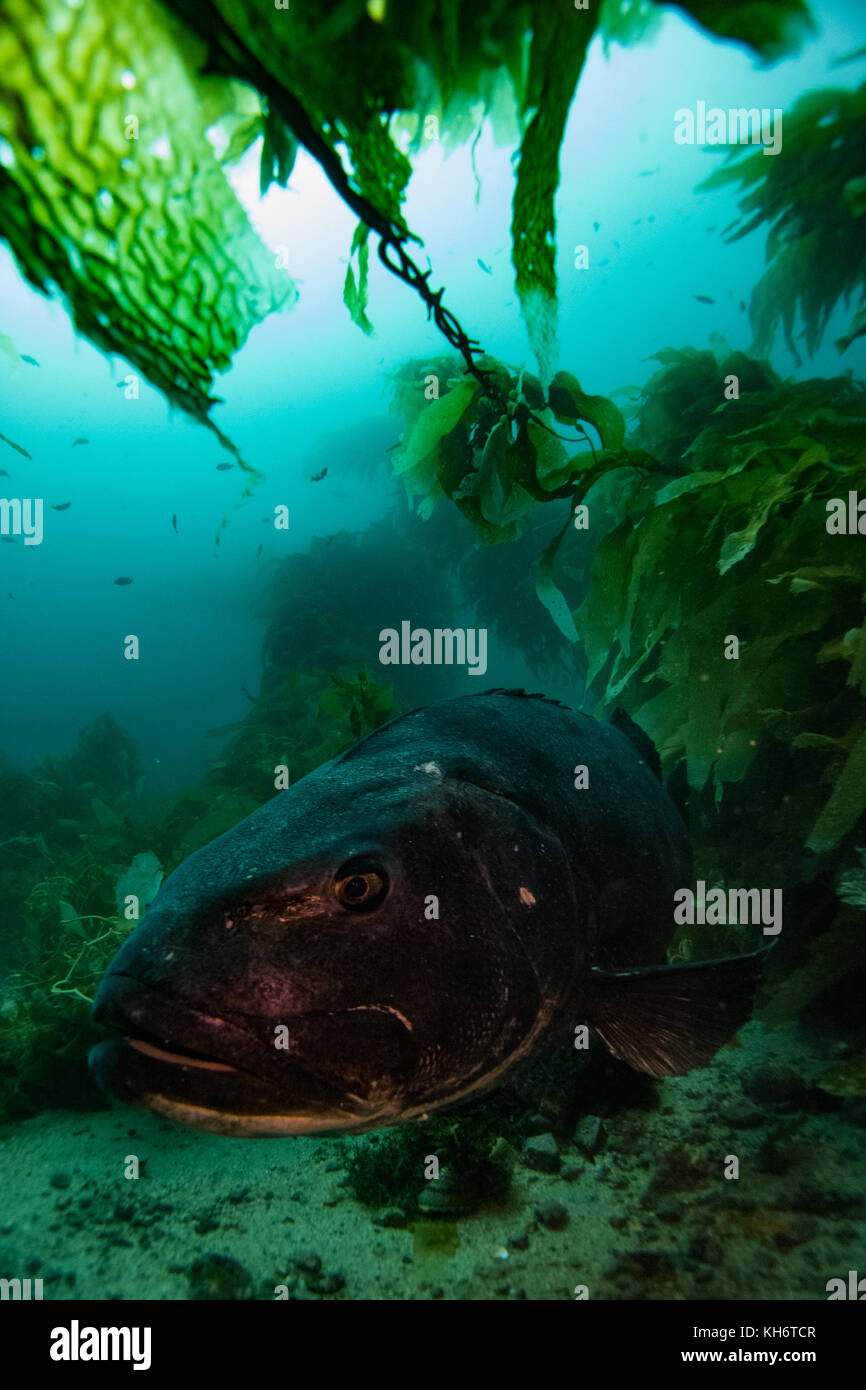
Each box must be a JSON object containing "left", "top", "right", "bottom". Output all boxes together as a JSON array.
[{"left": 700, "top": 79, "right": 866, "bottom": 361}]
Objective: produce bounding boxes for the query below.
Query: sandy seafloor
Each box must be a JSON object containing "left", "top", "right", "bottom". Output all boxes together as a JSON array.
[{"left": 1, "top": 1020, "right": 863, "bottom": 1302}]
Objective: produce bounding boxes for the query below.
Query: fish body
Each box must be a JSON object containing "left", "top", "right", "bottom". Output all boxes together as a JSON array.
[
  {"left": 52, "top": 502, "right": 71, "bottom": 511},
  {"left": 310, "top": 467, "right": 327, "bottom": 482},
  {"left": 113, "top": 576, "right": 133, "bottom": 585},
  {"left": 694, "top": 294, "right": 715, "bottom": 305},
  {"left": 216, "top": 462, "right": 234, "bottom": 471},
  {"left": 477, "top": 258, "right": 492, "bottom": 274},
  {"left": 72, "top": 437, "right": 89, "bottom": 446},
  {"left": 171, "top": 514, "right": 178, "bottom": 533},
  {"left": 90, "top": 691, "right": 765, "bottom": 1137},
  {"left": 21, "top": 354, "right": 40, "bottom": 366}
]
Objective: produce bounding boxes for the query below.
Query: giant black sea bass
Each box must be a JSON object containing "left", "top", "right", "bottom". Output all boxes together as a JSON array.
[{"left": 90, "top": 691, "right": 767, "bottom": 1136}]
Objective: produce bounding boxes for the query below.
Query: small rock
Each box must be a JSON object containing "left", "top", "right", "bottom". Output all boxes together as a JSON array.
[
  {"left": 373, "top": 1208, "right": 406, "bottom": 1228},
  {"left": 188, "top": 1254, "right": 253, "bottom": 1300},
  {"left": 535, "top": 1200, "right": 569, "bottom": 1231},
  {"left": 50, "top": 1172, "right": 71, "bottom": 1190},
  {"left": 521, "top": 1133, "right": 560, "bottom": 1173},
  {"left": 574, "top": 1115, "right": 606, "bottom": 1155},
  {"left": 523, "top": 1113, "right": 550, "bottom": 1136},
  {"left": 742, "top": 1064, "right": 805, "bottom": 1107},
  {"left": 293, "top": 1250, "right": 322, "bottom": 1275},
  {"left": 307, "top": 1271, "right": 345, "bottom": 1296}
]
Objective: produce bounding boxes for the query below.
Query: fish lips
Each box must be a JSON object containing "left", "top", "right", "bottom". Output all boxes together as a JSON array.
[{"left": 89, "top": 972, "right": 365, "bottom": 1130}]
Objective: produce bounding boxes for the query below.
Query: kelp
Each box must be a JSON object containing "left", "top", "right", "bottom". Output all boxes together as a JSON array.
[
  {"left": 700, "top": 80, "right": 866, "bottom": 362},
  {"left": 388, "top": 353, "right": 658, "bottom": 637},
  {"left": 0, "top": 0, "right": 294, "bottom": 473},
  {"left": 575, "top": 350, "right": 866, "bottom": 868},
  {"left": 0, "top": 0, "right": 815, "bottom": 434}
]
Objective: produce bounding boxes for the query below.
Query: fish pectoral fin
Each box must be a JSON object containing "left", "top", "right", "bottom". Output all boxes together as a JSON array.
[{"left": 587, "top": 947, "right": 771, "bottom": 1078}]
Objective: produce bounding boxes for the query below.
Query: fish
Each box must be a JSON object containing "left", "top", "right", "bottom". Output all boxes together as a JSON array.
[
  {"left": 593, "top": 221, "right": 600, "bottom": 231},
  {"left": 113, "top": 576, "right": 133, "bottom": 585},
  {"left": 638, "top": 167, "right": 659, "bottom": 176},
  {"left": 310, "top": 467, "right": 328, "bottom": 482},
  {"left": 693, "top": 294, "right": 715, "bottom": 305},
  {"left": 216, "top": 462, "right": 234, "bottom": 471},
  {"left": 740, "top": 300, "right": 747, "bottom": 312},
  {"left": 89, "top": 690, "right": 768, "bottom": 1138},
  {"left": 51, "top": 502, "right": 71, "bottom": 511},
  {"left": 7, "top": 593, "right": 13, "bottom": 599},
  {"left": 171, "top": 514, "right": 178, "bottom": 533},
  {"left": 21, "top": 354, "right": 40, "bottom": 366},
  {"left": 256, "top": 543, "right": 263, "bottom": 560},
  {"left": 0, "top": 432, "right": 31, "bottom": 459},
  {"left": 72, "top": 437, "right": 89, "bottom": 446},
  {"left": 613, "top": 239, "right": 621, "bottom": 249},
  {"left": 648, "top": 214, "right": 656, "bottom": 222},
  {"left": 477, "top": 258, "right": 492, "bottom": 274},
  {"left": 0, "top": 469, "right": 8, "bottom": 477},
  {"left": 1, "top": 537, "right": 16, "bottom": 544}
]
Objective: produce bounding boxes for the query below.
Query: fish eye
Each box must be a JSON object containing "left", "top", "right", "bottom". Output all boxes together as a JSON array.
[{"left": 333, "top": 861, "right": 389, "bottom": 912}]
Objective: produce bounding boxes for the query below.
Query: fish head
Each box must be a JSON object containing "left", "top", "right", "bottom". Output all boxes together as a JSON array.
[{"left": 90, "top": 751, "right": 581, "bottom": 1136}]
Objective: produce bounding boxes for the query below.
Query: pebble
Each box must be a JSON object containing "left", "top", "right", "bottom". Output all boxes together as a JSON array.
[
  {"left": 535, "top": 1200, "right": 569, "bottom": 1231},
  {"left": 292, "top": 1250, "right": 322, "bottom": 1274},
  {"left": 742, "top": 1064, "right": 806, "bottom": 1107},
  {"left": 574, "top": 1115, "right": 606, "bottom": 1154},
  {"left": 188, "top": 1254, "right": 253, "bottom": 1300},
  {"left": 521, "top": 1133, "right": 560, "bottom": 1173},
  {"left": 373, "top": 1208, "right": 406, "bottom": 1228}
]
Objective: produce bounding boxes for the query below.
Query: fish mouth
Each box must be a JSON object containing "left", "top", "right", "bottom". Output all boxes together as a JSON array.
[{"left": 89, "top": 973, "right": 385, "bottom": 1136}]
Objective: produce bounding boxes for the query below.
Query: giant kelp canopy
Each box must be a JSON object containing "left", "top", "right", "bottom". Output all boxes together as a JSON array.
[{"left": 0, "top": 0, "right": 814, "bottom": 445}]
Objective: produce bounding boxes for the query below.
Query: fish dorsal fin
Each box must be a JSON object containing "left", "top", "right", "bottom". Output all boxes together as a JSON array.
[
  {"left": 609, "top": 708, "right": 661, "bottom": 779},
  {"left": 478, "top": 688, "right": 572, "bottom": 710}
]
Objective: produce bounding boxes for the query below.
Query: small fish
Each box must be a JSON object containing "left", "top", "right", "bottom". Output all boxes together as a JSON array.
[
  {"left": 7, "top": 593, "right": 13, "bottom": 599},
  {"left": 477, "top": 258, "right": 492, "bottom": 275},
  {"left": 215, "top": 534, "right": 221, "bottom": 549},
  {"left": 310, "top": 467, "right": 328, "bottom": 482},
  {"left": 90, "top": 691, "right": 768, "bottom": 1137},
  {"left": 72, "top": 437, "right": 89, "bottom": 446},
  {"left": 693, "top": 294, "right": 715, "bottom": 305},
  {"left": 0, "top": 431, "right": 31, "bottom": 459},
  {"left": 648, "top": 215, "right": 656, "bottom": 223},
  {"left": 171, "top": 514, "right": 178, "bottom": 533},
  {"left": 638, "top": 167, "right": 659, "bottom": 176},
  {"left": 256, "top": 543, "right": 263, "bottom": 560},
  {"left": 21, "top": 354, "right": 40, "bottom": 367},
  {"left": 593, "top": 221, "right": 600, "bottom": 231},
  {"left": 216, "top": 462, "right": 234, "bottom": 471},
  {"left": 261, "top": 517, "right": 271, "bottom": 523},
  {"left": 116, "top": 380, "right": 127, "bottom": 388},
  {"left": 613, "top": 239, "right": 621, "bottom": 250},
  {"left": 705, "top": 225, "right": 717, "bottom": 234},
  {"left": 1, "top": 537, "right": 15, "bottom": 544},
  {"left": 599, "top": 257, "right": 611, "bottom": 267},
  {"left": 241, "top": 686, "right": 258, "bottom": 704},
  {"left": 632, "top": 217, "right": 642, "bottom": 226},
  {"left": 0, "top": 469, "right": 9, "bottom": 477},
  {"left": 740, "top": 301, "right": 747, "bottom": 312},
  {"left": 51, "top": 502, "right": 71, "bottom": 511},
  {"left": 113, "top": 576, "right": 133, "bottom": 585}
]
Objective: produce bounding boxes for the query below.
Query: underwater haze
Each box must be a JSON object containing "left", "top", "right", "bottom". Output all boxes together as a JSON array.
[{"left": 1, "top": 0, "right": 866, "bottom": 1315}]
